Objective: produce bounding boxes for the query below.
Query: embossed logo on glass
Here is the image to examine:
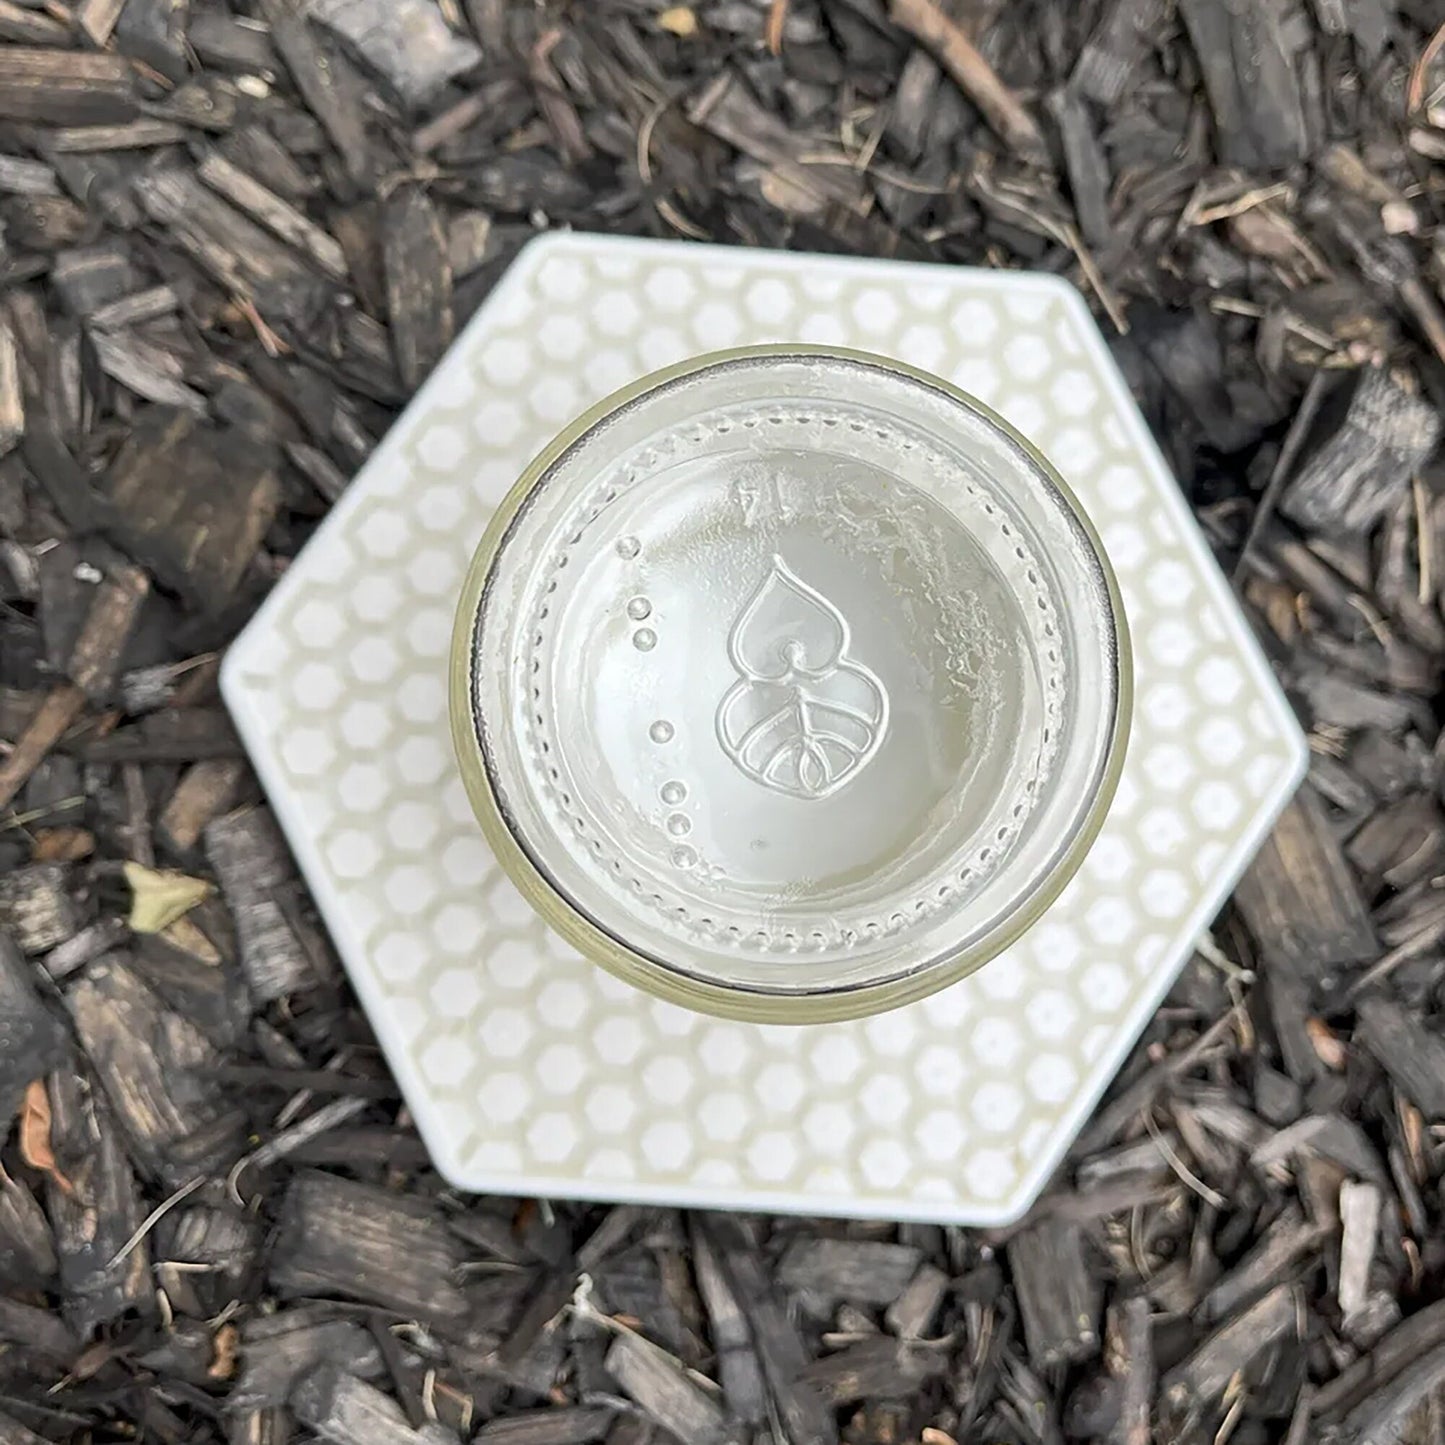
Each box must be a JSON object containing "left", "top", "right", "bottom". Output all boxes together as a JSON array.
[{"left": 716, "top": 557, "right": 889, "bottom": 800}]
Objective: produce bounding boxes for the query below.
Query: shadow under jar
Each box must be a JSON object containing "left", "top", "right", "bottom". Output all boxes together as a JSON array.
[{"left": 451, "top": 347, "right": 1131, "bottom": 1023}]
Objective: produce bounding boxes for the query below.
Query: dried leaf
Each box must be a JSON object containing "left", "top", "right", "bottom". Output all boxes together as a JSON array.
[
  {"left": 1307, "top": 1016, "right": 1349, "bottom": 1071},
  {"left": 160, "top": 913, "right": 222, "bottom": 965},
  {"left": 766, "top": 0, "right": 788, "bottom": 53},
  {"left": 18, "top": 1079, "right": 74, "bottom": 1197},
  {"left": 658, "top": 6, "right": 697, "bottom": 36},
  {"left": 209, "top": 1322, "right": 240, "bottom": 1380},
  {"left": 124, "top": 860, "right": 212, "bottom": 933},
  {"left": 31, "top": 826, "right": 95, "bottom": 863}
]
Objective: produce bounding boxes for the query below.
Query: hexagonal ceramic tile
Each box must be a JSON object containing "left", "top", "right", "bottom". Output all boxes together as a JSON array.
[{"left": 222, "top": 234, "right": 1306, "bottom": 1224}]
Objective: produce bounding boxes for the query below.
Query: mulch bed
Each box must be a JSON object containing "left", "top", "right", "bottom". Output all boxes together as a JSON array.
[{"left": 2, "top": 0, "right": 1445, "bottom": 1441}]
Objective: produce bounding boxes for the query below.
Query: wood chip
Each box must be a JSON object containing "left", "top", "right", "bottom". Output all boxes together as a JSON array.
[
  {"left": 1234, "top": 785, "right": 1379, "bottom": 983},
  {"left": 0, "top": 49, "right": 138, "bottom": 126},
  {"left": 270, "top": 1171, "right": 471, "bottom": 1331},
  {"left": 0, "top": 929, "right": 68, "bottom": 1121},
  {"left": 604, "top": 1332, "right": 731, "bottom": 1445},
  {"left": 204, "top": 806, "right": 318, "bottom": 1001},
  {"left": 234, "top": 1310, "right": 386, "bottom": 1412},
  {"left": 1281, "top": 367, "right": 1441, "bottom": 535},
  {"left": 157, "top": 759, "right": 248, "bottom": 854},
  {"left": 197, "top": 151, "right": 349, "bottom": 280},
  {"left": 1354, "top": 997, "right": 1445, "bottom": 1118},
  {"left": 1162, "top": 1284, "right": 1298, "bottom": 1408},
  {"left": 65, "top": 956, "right": 243, "bottom": 1185},
  {"left": 886, "top": 0, "right": 1047, "bottom": 161},
  {"left": 472, "top": 1406, "right": 617, "bottom": 1444},
  {"left": 292, "top": 1363, "right": 456, "bottom": 1445},
  {"left": 1008, "top": 1220, "right": 1102, "bottom": 1366},
  {"left": 308, "top": 0, "right": 483, "bottom": 110},
  {"left": 260, "top": 0, "right": 373, "bottom": 189},
  {"left": 776, "top": 1237, "right": 922, "bottom": 1308},
  {"left": 1176, "top": 0, "right": 1308, "bottom": 170},
  {"left": 102, "top": 409, "right": 280, "bottom": 610},
  {"left": 0, "top": 862, "right": 79, "bottom": 956},
  {"left": 382, "top": 185, "right": 454, "bottom": 393}
]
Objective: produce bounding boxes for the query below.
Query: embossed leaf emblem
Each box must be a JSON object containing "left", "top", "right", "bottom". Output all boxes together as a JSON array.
[{"left": 716, "top": 557, "right": 888, "bottom": 800}]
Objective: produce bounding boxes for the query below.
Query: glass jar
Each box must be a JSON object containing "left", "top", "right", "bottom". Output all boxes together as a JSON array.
[{"left": 450, "top": 347, "right": 1130, "bottom": 1022}]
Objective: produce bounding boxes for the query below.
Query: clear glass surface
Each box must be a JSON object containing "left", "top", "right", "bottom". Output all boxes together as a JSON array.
[{"left": 461, "top": 349, "right": 1126, "bottom": 1013}]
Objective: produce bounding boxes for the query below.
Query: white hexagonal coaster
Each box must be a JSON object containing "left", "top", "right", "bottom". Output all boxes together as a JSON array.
[{"left": 222, "top": 234, "right": 1306, "bottom": 1225}]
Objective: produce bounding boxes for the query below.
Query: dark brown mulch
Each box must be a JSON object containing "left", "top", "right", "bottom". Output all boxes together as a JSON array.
[{"left": 2, "top": 1, "right": 1445, "bottom": 1442}]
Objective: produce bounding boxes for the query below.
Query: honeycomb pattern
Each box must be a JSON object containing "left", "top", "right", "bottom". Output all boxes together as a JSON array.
[{"left": 222, "top": 234, "right": 1306, "bottom": 1224}]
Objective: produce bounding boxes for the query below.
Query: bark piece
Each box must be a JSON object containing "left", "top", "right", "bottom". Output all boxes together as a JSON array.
[
  {"left": 797, "top": 1335, "right": 949, "bottom": 1405},
  {"left": 132, "top": 167, "right": 329, "bottom": 322},
  {"left": 1008, "top": 1220, "right": 1101, "bottom": 1367},
  {"left": 234, "top": 1309, "right": 385, "bottom": 1411},
  {"left": 1234, "top": 786, "right": 1378, "bottom": 984},
  {"left": 0, "top": 686, "right": 86, "bottom": 815},
  {"left": 291, "top": 1363, "right": 454, "bottom": 1445},
  {"left": 1199, "top": 1204, "right": 1328, "bottom": 1322},
  {"left": 1074, "top": 0, "right": 1170, "bottom": 105},
  {"left": 1162, "top": 1284, "right": 1297, "bottom": 1408},
  {"left": 0, "top": 928, "right": 67, "bottom": 1123},
  {"left": 886, "top": 0, "right": 1047, "bottom": 161},
  {"left": 776, "top": 1237, "right": 922, "bottom": 1308},
  {"left": 604, "top": 1332, "right": 731, "bottom": 1445},
  {"left": 197, "top": 152, "right": 348, "bottom": 279},
  {"left": 473, "top": 1408, "right": 616, "bottom": 1444},
  {"left": 0, "top": 1413, "right": 46, "bottom": 1445},
  {"left": 1176, "top": 0, "right": 1308, "bottom": 170},
  {"left": 1338, "top": 1180, "right": 1381, "bottom": 1328},
  {"left": 0, "top": 1167, "right": 56, "bottom": 1286},
  {"left": 382, "top": 185, "right": 453, "bottom": 393},
  {"left": 204, "top": 806, "right": 317, "bottom": 1001},
  {"left": 1281, "top": 367, "right": 1440, "bottom": 536},
  {"left": 1329, "top": 1344, "right": 1445, "bottom": 1445},
  {"left": 703, "top": 1220, "right": 837, "bottom": 1445},
  {"left": 102, "top": 409, "right": 279, "bottom": 610},
  {"left": 114, "top": 0, "right": 190, "bottom": 85},
  {"left": 691, "top": 1221, "right": 766, "bottom": 1426},
  {"left": 1354, "top": 998, "right": 1445, "bottom": 1118},
  {"left": 307, "top": 0, "right": 482, "bottom": 110},
  {"left": 77, "top": 0, "right": 126, "bottom": 45},
  {"left": 260, "top": 0, "right": 372, "bottom": 189},
  {"left": 65, "top": 956, "right": 244, "bottom": 1185},
  {"left": 188, "top": 10, "right": 276, "bottom": 73},
  {"left": 885, "top": 1262, "right": 949, "bottom": 1339},
  {"left": 0, "top": 863, "right": 78, "bottom": 955},
  {"left": 0, "top": 49, "right": 138, "bottom": 125},
  {"left": 68, "top": 563, "right": 149, "bottom": 702},
  {"left": 270, "top": 1171, "right": 470, "bottom": 1331},
  {"left": 0, "top": 320, "right": 22, "bottom": 457},
  {"left": 158, "top": 758, "right": 248, "bottom": 855},
  {"left": 1108, "top": 1296, "right": 1153, "bottom": 1445},
  {"left": 73, "top": 707, "right": 242, "bottom": 764},
  {"left": 45, "top": 1071, "right": 154, "bottom": 1334}
]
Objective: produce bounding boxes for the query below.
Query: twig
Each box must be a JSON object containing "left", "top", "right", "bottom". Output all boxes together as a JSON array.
[
  {"left": 887, "top": 0, "right": 1046, "bottom": 162},
  {"left": 0, "top": 684, "right": 86, "bottom": 813},
  {"left": 1414, "top": 476, "right": 1433, "bottom": 604},
  {"left": 1408, "top": 22, "right": 1445, "bottom": 114},
  {"left": 1144, "top": 1109, "right": 1228, "bottom": 1210},
  {"left": 227, "top": 1095, "right": 370, "bottom": 1203},
  {"left": 765, "top": 0, "right": 788, "bottom": 55},
  {"left": 106, "top": 1176, "right": 206, "bottom": 1270},
  {"left": 1233, "top": 370, "right": 1329, "bottom": 583}
]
